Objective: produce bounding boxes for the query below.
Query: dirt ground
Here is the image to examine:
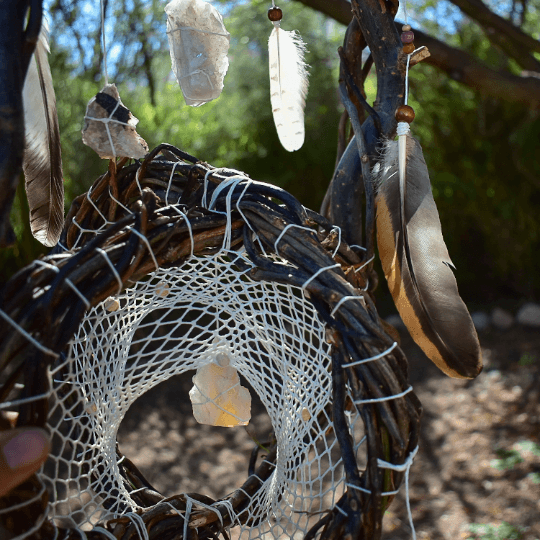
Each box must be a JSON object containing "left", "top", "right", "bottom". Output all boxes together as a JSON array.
[{"left": 117, "top": 324, "right": 540, "bottom": 540}]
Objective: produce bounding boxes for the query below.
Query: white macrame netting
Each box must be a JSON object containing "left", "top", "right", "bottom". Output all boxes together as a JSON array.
[
  {"left": 41, "top": 251, "right": 365, "bottom": 538},
  {"left": 0, "top": 140, "right": 420, "bottom": 539}
]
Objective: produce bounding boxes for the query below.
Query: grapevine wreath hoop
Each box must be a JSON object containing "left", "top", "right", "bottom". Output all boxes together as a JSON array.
[{"left": 0, "top": 144, "right": 421, "bottom": 539}]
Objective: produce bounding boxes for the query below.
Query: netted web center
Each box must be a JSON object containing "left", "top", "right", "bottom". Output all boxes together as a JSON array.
[{"left": 43, "top": 253, "right": 365, "bottom": 537}]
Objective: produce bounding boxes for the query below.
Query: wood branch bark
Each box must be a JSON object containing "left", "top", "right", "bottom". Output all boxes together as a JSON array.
[
  {"left": 293, "top": 0, "right": 354, "bottom": 24},
  {"left": 450, "top": 0, "right": 540, "bottom": 71},
  {"left": 349, "top": 0, "right": 402, "bottom": 150},
  {"left": 292, "top": 0, "right": 540, "bottom": 107},
  {"left": 0, "top": 0, "right": 42, "bottom": 247},
  {"left": 414, "top": 27, "right": 540, "bottom": 106},
  {"left": 322, "top": 0, "right": 403, "bottom": 260}
]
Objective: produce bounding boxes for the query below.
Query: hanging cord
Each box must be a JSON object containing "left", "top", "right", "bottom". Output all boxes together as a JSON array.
[
  {"left": 404, "top": 53, "right": 411, "bottom": 106},
  {"left": 397, "top": 53, "right": 412, "bottom": 137},
  {"left": 402, "top": 0, "right": 412, "bottom": 106},
  {"left": 403, "top": 0, "right": 409, "bottom": 25},
  {"left": 397, "top": 2, "right": 414, "bottom": 137},
  {"left": 101, "top": 0, "right": 109, "bottom": 85}
]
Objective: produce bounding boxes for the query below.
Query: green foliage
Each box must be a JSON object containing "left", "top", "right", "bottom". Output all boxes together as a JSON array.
[
  {"left": 518, "top": 353, "right": 536, "bottom": 366},
  {"left": 65, "top": 0, "right": 344, "bottom": 212},
  {"left": 516, "top": 440, "right": 540, "bottom": 457},
  {"left": 467, "top": 521, "right": 523, "bottom": 540},
  {"left": 408, "top": 16, "right": 540, "bottom": 301},
  {"left": 527, "top": 472, "right": 540, "bottom": 484},
  {"left": 1, "top": 0, "right": 343, "bottom": 284},
  {"left": 490, "top": 448, "right": 524, "bottom": 471},
  {"left": 3, "top": 0, "right": 540, "bottom": 302},
  {"left": 490, "top": 440, "right": 540, "bottom": 470}
]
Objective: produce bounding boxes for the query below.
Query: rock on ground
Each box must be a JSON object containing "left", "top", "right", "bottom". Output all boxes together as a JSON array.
[
  {"left": 516, "top": 303, "right": 540, "bottom": 327},
  {"left": 491, "top": 307, "right": 513, "bottom": 330}
]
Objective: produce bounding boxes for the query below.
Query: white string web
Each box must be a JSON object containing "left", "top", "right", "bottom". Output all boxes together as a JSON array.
[
  {"left": 0, "top": 142, "right": 420, "bottom": 538},
  {"left": 39, "top": 252, "right": 367, "bottom": 538},
  {"left": 0, "top": 147, "right": 420, "bottom": 537}
]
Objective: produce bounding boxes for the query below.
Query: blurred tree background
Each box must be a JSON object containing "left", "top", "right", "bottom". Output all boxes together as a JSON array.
[{"left": 2, "top": 0, "right": 539, "bottom": 309}]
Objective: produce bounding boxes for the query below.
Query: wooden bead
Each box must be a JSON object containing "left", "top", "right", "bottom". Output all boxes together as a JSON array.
[
  {"left": 268, "top": 6, "right": 283, "bottom": 21},
  {"left": 401, "top": 30, "right": 414, "bottom": 43},
  {"left": 403, "top": 43, "right": 415, "bottom": 54},
  {"left": 402, "top": 24, "right": 412, "bottom": 31},
  {"left": 395, "top": 105, "right": 415, "bottom": 123}
]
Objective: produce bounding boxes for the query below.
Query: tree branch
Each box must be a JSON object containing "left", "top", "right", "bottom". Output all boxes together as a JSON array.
[
  {"left": 293, "top": 0, "right": 354, "bottom": 24},
  {"left": 450, "top": 0, "right": 540, "bottom": 71},
  {"left": 292, "top": 0, "right": 540, "bottom": 107},
  {"left": 414, "top": 27, "right": 540, "bottom": 106},
  {"left": 349, "top": 0, "right": 402, "bottom": 151},
  {"left": 321, "top": 0, "right": 402, "bottom": 251}
]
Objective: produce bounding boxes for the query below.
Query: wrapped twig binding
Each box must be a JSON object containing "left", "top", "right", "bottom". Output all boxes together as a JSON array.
[{"left": 0, "top": 144, "right": 421, "bottom": 540}]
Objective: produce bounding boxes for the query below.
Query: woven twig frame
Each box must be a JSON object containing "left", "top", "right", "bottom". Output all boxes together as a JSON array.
[{"left": 0, "top": 144, "right": 421, "bottom": 539}]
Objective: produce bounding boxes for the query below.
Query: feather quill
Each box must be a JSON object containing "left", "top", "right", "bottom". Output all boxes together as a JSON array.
[
  {"left": 22, "top": 20, "right": 64, "bottom": 247},
  {"left": 375, "top": 135, "right": 482, "bottom": 379},
  {"left": 268, "top": 25, "right": 308, "bottom": 152}
]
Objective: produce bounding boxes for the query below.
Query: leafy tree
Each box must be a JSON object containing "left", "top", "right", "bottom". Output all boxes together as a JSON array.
[{"left": 2, "top": 0, "right": 540, "bottom": 302}]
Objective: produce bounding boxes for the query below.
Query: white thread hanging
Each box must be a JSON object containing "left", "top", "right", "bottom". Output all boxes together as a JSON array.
[
  {"left": 267, "top": 3, "right": 309, "bottom": 152},
  {"left": 397, "top": 9, "right": 414, "bottom": 183},
  {"left": 82, "top": 4, "right": 148, "bottom": 159},
  {"left": 100, "top": 0, "right": 108, "bottom": 86},
  {"left": 397, "top": 52, "right": 412, "bottom": 187},
  {"left": 378, "top": 445, "right": 419, "bottom": 540}
]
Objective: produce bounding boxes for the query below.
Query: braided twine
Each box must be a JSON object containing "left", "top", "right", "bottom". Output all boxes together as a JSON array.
[{"left": 0, "top": 144, "right": 421, "bottom": 539}]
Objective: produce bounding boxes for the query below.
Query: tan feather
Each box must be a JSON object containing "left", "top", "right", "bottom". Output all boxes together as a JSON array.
[
  {"left": 22, "top": 20, "right": 64, "bottom": 247},
  {"left": 375, "top": 135, "right": 482, "bottom": 379}
]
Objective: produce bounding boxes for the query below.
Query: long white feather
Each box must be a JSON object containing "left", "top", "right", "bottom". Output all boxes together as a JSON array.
[
  {"left": 22, "top": 18, "right": 64, "bottom": 247},
  {"left": 268, "top": 25, "right": 308, "bottom": 152}
]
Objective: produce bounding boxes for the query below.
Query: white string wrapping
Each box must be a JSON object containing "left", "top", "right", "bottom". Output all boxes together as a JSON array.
[
  {"left": 0, "top": 308, "right": 58, "bottom": 358},
  {"left": 342, "top": 341, "right": 398, "bottom": 368},
  {"left": 379, "top": 445, "right": 419, "bottom": 540},
  {"left": 274, "top": 223, "right": 314, "bottom": 256},
  {"left": 301, "top": 263, "right": 341, "bottom": 291},
  {"left": 354, "top": 386, "right": 413, "bottom": 404}
]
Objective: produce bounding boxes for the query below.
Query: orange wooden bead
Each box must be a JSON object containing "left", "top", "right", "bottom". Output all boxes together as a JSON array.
[
  {"left": 395, "top": 105, "right": 415, "bottom": 123},
  {"left": 403, "top": 43, "right": 415, "bottom": 54}
]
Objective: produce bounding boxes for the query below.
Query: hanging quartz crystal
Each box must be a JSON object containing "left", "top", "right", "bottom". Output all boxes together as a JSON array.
[
  {"left": 165, "top": 0, "right": 230, "bottom": 107},
  {"left": 189, "top": 352, "right": 251, "bottom": 427}
]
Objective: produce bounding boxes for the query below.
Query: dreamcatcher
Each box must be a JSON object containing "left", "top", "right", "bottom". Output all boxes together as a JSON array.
[
  {"left": 0, "top": 0, "right": 482, "bottom": 539},
  {"left": 0, "top": 146, "right": 421, "bottom": 539}
]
